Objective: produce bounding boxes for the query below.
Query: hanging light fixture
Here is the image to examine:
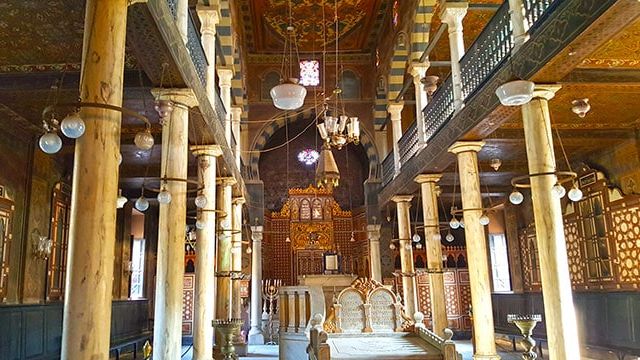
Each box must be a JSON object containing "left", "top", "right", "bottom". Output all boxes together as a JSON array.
[
  {"left": 135, "top": 195, "right": 149, "bottom": 212},
  {"left": 509, "top": 189, "right": 524, "bottom": 205},
  {"left": 116, "top": 189, "right": 128, "bottom": 209},
  {"left": 157, "top": 182, "right": 172, "bottom": 204},
  {"left": 445, "top": 232, "right": 455, "bottom": 243},
  {"left": 315, "top": 143, "right": 340, "bottom": 190},
  {"left": 270, "top": 1, "right": 306, "bottom": 110},
  {"left": 195, "top": 194, "right": 208, "bottom": 209},
  {"left": 571, "top": 98, "right": 591, "bottom": 118},
  {"left": 495, "top": 80, "right": 535, "bottom": 106}
]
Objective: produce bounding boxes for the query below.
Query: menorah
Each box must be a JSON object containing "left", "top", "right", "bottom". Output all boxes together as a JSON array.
[{"left": 262, "top": 279, "right": 282, "bottom": 345}]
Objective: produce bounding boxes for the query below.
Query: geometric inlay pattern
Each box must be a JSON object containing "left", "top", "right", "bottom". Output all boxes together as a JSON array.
[{"left": 611, "top": 207, "right": 640, "bottom": 282}]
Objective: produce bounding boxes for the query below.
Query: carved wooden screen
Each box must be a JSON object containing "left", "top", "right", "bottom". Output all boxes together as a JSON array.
[
  {"left": 577, "top": 191, "right": 613, "bottom": 281},
  {"left": 0, "top": 186, "right": 14, "bottom": 302},
  {"left": 47, "top": 182, "right": 71, "bottom": 301}
]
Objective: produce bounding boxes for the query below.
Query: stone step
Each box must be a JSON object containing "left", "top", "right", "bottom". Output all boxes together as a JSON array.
[{"left": 327, "top": 334, "right": 442, "bottom": 360}]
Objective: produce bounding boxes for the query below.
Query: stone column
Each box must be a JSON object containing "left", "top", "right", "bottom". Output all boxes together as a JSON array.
[
  {"left": 411, "top": 62, "right": 430, "bottom": 146},
  {"left": 440, "top": 2, "right": 468, "bottom": 111},
  {"left": 191, "top": 145, "right": 223, "bottom": 360},
  {"left": 521, "top": 85, "right": 580, "bottom": 359},
  {"left": 196, "top": 5, "right": 220, "bottom": 102},
  {"left": 375, "top": 129, "right": 388, "bottom": 160},
  {"left": 61, "top": 1, "right": 127, "bottom": 358},
  {"left": 152, "top": 89, "right": 198, "bottom": 360},
  {"left": 216, "top": 177, "right": 236, "bottom": 320},
  {"left": 248, "top": 226, "right": 265, "bottom": 344},
  {"left": 387, "top": 102, "right": 404, "bottom": 175},
  {"left": 231, "top": 106, "right": 242, "bottom": 170},
  {"left": 217, "top": 68, "right": 234, "bottom": 145},
  {"left": 448, "top": 141, "right": 499, "bottom": 360},
  {"left": 176, "top": 0, "right": 189, "bottom": 44},
  {"left": 391, "top": 195, "right": 418, "bottom": 316},
  {"left": 367, "top": 224, "right": 382, "bottom": 282},
  {"left": 414, "top": 174, "right": 448, "bottom": 338},
  {"left": 231, "top": 196, "right": 245, "bottom": 319},
  {"left": 508, "top": 0, "right": 530, "bottom": 50}
]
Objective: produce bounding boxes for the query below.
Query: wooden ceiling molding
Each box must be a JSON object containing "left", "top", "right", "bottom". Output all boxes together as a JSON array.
[{"left": 579, "top": 18, "right": 640, "bottom": 69}]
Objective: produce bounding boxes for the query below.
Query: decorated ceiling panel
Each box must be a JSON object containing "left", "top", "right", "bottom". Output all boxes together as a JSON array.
[{"left": 579, "top": 18, "right": 640, "bottom": 69}]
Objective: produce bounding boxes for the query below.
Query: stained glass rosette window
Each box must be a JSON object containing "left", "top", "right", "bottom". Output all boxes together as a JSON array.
[
  {"left": 297, "top": 148, "right": 320, "bottom": 165},
  {"left": 299, "top": 60, "right": 320, "bottom": 86}
]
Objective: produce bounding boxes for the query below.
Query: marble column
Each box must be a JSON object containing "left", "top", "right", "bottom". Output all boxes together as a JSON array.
[
  {"left": 231, "top": 196, "right": 245, "bottom": 319},
  {"left": 391, "top": 195, "right": 418, "bottom": 316},
  {"left": 508, "top": 0, "right": 530, "bottom": 50},
  {"left": 231, "top": 106, "right": 242, "bottom": 170},
  {"left": 217, "top": 68, "right": 234, "bottom": 145},
  {"left": 387, "top": 102, "right": 404, "bottom": 175},
  {"left": 375, "top": 129, "right": 388, "bottom": 160},
  {"left": 153, "top": 89, "right": 198, "bottom": 360},
  {"left": 176, "top": 0, "right": 189, "bottom": 44},
  {"left": 196, "top": 5, "right": 220, "bottom": 101},
  {"left": 368, "top": 224, "right": 383, "bottom": 282},
  {"left": 410, "top": 62, "right": 430, "bottom": 146},
  {"left": 61, "top": 1, "right": 127, "bottom": 358},
  {"left": 191, "top": 145, "right": 223, "bottom": 360},
  {"left": 440, "top": 2, "right": 468, "bottom": 111},
  {"left": 216, "top": 177, "right": 236, "bottom": 320},
  {"left": 448, "top": 141, "right": 499, "bottom": 360},
  {"left": 521, "top": 85, "right": 580, "bottom": 359},
  {"left": 414, "top": 174, "right": 447, "bottom": 338},
  {"left": 248, "top": 226, "right": 265, "bottom": 344}
]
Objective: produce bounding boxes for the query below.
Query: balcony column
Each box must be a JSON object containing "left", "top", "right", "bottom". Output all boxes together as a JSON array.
[
  {"left": 216, "top": 177, "right": 236, "bottom": 321},
  {"left": 375, "top": 129, "right": 388, "bottom": 159},
  {"left": 391, "top": 195, "right": 418, "bottom": 316},
  {"left": 410, "top": 62, "right": 430, "bottom": 146},
  {"left": 387, "top": 102, "right": 404, "bottom": 176},
  {"left": 448, "top": 141, "right": 499, "bottom": 360},
  {"left": 217, "top": 68, "right": 234, "bottom": 145},
  {"left": 414, "top": 174, "right": 447, "bottom": 338},
  {"left": 231, "top": 196, "right": 245, "bottom": 318},
  {"left": 191, "top": 145, "right": 223, "bottom": 360},
  {"left": 367, "top": 224, "right": 382, "bottom": 282},
  {"left": 508, "top": 0, "right": 530, "bottom": 50},
  {"left": 440, "top": 2, "right": 468, "bottom": 111},
  {"left": 176, "top": 0, "right": 189, "bottom": 44},
  {"left": 248, "top": 226, "right": 265, "bottom": 344},
  {"left": 152, "top": 89, "right": 198, "bottom": 360},
  {"left": 60, "top": 1, "right": 127, "bottom": 358},
  {"left": 231, "top": 106, "right": 242, "bottom": 169},
  {"left": 521, "top": 85, "right": 580, "bottom": 360},
  {"left": 196, "top": 5, "right": 220, "bottom": 101}
]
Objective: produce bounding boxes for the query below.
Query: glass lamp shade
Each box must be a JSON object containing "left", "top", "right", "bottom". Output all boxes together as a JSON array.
[
  {"left": 389, "top": 243, "right": 396, "bottom": 250},
  {"left": 117, "top": 152, "right": 123, "bottom": 166},
  {"left": 157, "top": 189, "right": 172, "bottom": 204},
  {"left": 246, "top": 247, "right": 253, "bottom": 254},
  {"left": 154, "top": 100, "right": 174, "bottom": 119},
  {"left": 509, "top": 190, "right": 524, "bottom": 205},
  {"left": 134, "top": 129, "right": 154, "bottom": 150},
  {"left": 317, "top": 123, "right": 329, "bottom": 140},
  {"left": 195, "top": 194, "right": 207, "bottom": 208},
  {"left": 195, "top": 219, "right": 206, "bottom": 230},
  {"left": 552, "top": 183, "right": 566, "bottom": 198},
  {"left": 449, "top": 217, "right": 460, "bottom": 229},
  {"left": 270, "top": 81, "right": 307, "bottom": 110},
  {"left": 445, "top": 232, "right": 455, "bottom": 243},
  {"left": 416, "top": 243, "right": 423, "bottom": 249},
  {"left": 325, "top": 116, "right": 338, "bottom": 134},
  {"left": 338, "top": 115, "right": 348, "bottom": 132},
  {"left": 39, "top": 132, "right": 63, "bottom": 154},
  {"left": 60, "top": 112, "right": 86, "bottom": 139},
  {"left": 135, "top": 196, "right": 149, "bottom": 212},
  {"left": 412, "top": 233, "right": 421, "bottom": 243},
  {"left": 116, "top": 190, "right": 128, "bottom": 209},
  {"left": 568, "top": 186, "right": 583, "bottom": 202},
  {"left": 479, "top": 213, "right": 491, "bottom": 226},
  {"left": 495, "top": 80, "right": 535, "bottom": 106},
  {"left": 459, "top": 219, "right": 465, "bottom": 228}
]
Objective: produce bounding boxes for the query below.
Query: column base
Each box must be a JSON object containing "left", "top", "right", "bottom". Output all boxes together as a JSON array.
[
  {"left": 472, "top": 354, "right": 501, "bottom": 360},
  {"left": 248, "top": 328, "right": 264, "bottom": 344}
]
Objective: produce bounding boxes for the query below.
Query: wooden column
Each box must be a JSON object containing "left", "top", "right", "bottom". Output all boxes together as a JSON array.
[
  {"left": 415, "top": 174, "right": 447, "bottom": 337},
  {"left": 231, "top": 106, "right": 242, "bottom": 170},
  {"left": 61, "top": 1, "right": 127, "bottom": 358},
  {"left": 392, "top": 195, "right": 418, "bottom": 316},
  {"left": 507, "top": 0, "right": 530, "bottom": 50},
  {"left": 440, "top": 2, "right": 468, "bottom": 110},
  {"left": 196, "top": 5, "right": 220, "bottom": 102},
  {"left": 367, "top": 224, "right": 382, "bottom": 282},
  {"left": 231, "top": 196, "right": 245, "bottom": 319},
  {"left": 248, "top": 226, "right": 265, "bottom": 344},
  {"left": 387, "top": 102, "right": 404, "bottom": 175},
  {"left": 410, "top": 63, "right": 429, "bottom": 146},
  {"left": 448, "top": 141, "right": 499, "bottom": 360},
  {"left": 521, "top": 85, "right": 581, "bottom": 359},
  {"left": 216, "top": 177, "right": 236, "bottom": 320},
  {"left": 191, "top": 145, "right": 223, "bottom": 360},
  {"left": 152, "top": 89, "right": 197, "bottom": 360}
]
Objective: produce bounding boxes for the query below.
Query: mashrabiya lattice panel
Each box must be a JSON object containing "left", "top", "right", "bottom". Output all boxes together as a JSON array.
[{"left": 610, "top": 207, "right": 640, "bottom": 283}]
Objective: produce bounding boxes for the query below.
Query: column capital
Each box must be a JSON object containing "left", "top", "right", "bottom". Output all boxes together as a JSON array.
[
  {"left": 217, "top": 67, "right": 234, "bottom": 87},
  {"left": 532, "top": 84, "right": 562, "bottom": 101},
  {"left": 391, "top": 194, "right": 413, "bottom": 203},
  {"left": 440, "top": 2, "right": 468, "bottom": 30},
  {"left": 191, "top": 144, "right": 223, "bottom": 158},
  {"left": 367, "top": 224, "right": 381, "bottom": 241},
  {"left": 230, "top": 106, "right": 243, "bottom": 121},
  {"left": 196, "top": 4, "right": 220, "bottom": 35},
  {"left": 232, "top": 196, "right": 246, "bottom": 205},
  {"left": 216, "top": 176, "right": 237, "bottom": 186},
  {"left": 250, "top": 226, "right": 263, "bottom": 242},
  {"left": 448, "top": 140, "right": 485, "bottom": 155},
  {"left": 414, "top": 174, "right": 442, "bottom": 184},
  {"left": 387, "top": 102, "right": 404, "bottom": 120},
  {"left": 410, "top": 62, "right": 430, "bottom": 80},
  {"left": 151, "top": 88, "right": 198, "bottom": 108}
]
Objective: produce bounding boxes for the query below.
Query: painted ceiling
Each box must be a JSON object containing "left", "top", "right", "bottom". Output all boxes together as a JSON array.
[{"left": 238, "top": 0, "right": 386, "bottom": 53}]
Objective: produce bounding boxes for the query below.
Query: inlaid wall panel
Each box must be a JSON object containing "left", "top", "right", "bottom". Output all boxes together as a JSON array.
[{"left": 182, "top": 274, "right": 195, "bottom": 338}]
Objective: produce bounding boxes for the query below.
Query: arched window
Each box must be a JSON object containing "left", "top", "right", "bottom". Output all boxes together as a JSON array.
[
  {"left": 312, "top": 199, "right": 323, "bottom": 220},
  {"left": 47, "top": 182, "right": 71, "bottom": 301},
  {"left": 300, "top": 199, "right": 311, "bottom": 220},
  {"left": 261, "top": 71, "right": 281, "bottom": 101},
  {"left": 340, "top": 70, "right": 361, "bottom": 99}
]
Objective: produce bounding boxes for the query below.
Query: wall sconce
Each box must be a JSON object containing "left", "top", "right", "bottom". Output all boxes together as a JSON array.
[{"left": 32, "top": 235, "right": 53, "bottom": 260}]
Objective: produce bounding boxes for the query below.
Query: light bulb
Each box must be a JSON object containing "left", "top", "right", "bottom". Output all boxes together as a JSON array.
[
  {"left": 246, "top": 247, "right": 253, "bottom": 254},
  {"left": 449, "top": 217, "right": 460, "bottom": 229},
  {"left": 39, "top": 132, "right": 62, "bottom": 154},
  {"left": 416, "top": 243, "right": 423, "bottom": 249},
  {"left": 552, "top": 183, "right": 566, "bottom": 198},
  {"left": 445, "top": 232, "right": 455, "bottom": 243},
  {"left": 135, "top": 196, "right": 149, "bottom": 212},
  {"left": 134, "top": 129, "right": 154, "bottom": 150},
  {"left": 116, "top": 190, "right": 127, "bottom": 209},
  {"left": 157, "top": 188, "right": 172, "bottom": 204},
  {"left": 568, "top": 186, "right": 583, "bottom": 202},
  {"left": 60, "top": 112, "right": 85, "bottom": 138},
  {"left": 195, "top": 219, "right": 206, "bottom": 229},
  {"left": 412, "top": 233, "right": 421, "bottom": 243},
  {"left": 195, "top": 194, "right": 207, "bottom": 208},
  {"left": 389, "top": 243, "right": 396, "bottom": 250},
  {"left": 433, "top": 233, "right": 442, "bottom": 242},
  {"left": 509, "top": 190, "right": 524, "bottom": 205},
  {"left": 479, "top": 213, "right": 490, "bottom": 226}
]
